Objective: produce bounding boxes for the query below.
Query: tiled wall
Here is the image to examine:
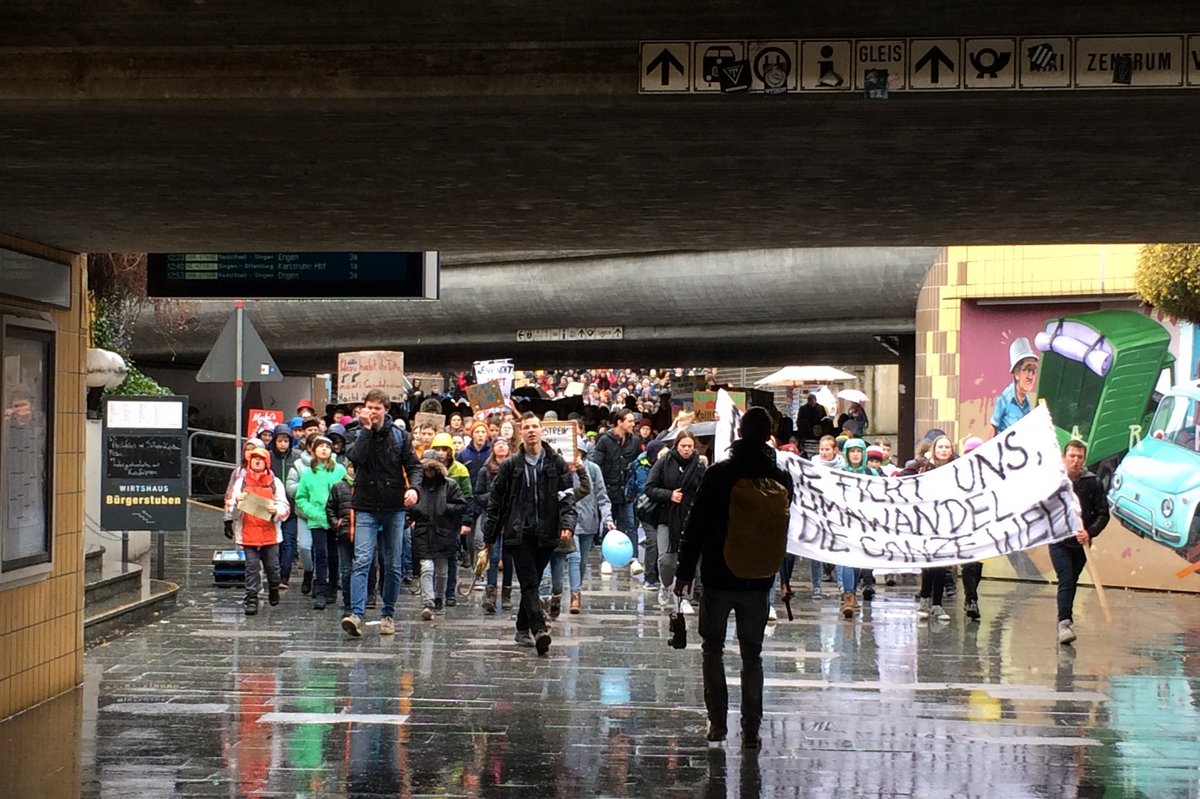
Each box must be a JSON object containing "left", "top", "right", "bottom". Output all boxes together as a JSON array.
[
  {"left": 0, "top": 235, "right": 86, "bottom": 720},
  {"left": 915, "top": 244, "right": 1140, "bottom": 444}
]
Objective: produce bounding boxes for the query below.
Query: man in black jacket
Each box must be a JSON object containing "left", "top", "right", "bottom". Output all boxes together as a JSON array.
[
  {"left": 590, "top": 408, "right": 641, "bottom": 538},
  {"left": 341, "top": 389, "right": 423, "bottom": 639},
  {"left": 483, "top": 412, "right": 578, "bottom": 656},
  {"left": 1051, "top": 439, "right": 1109, "bottom": 646},
  {"left": 674, "top": 407, "right": 793, "bottom": 749}
]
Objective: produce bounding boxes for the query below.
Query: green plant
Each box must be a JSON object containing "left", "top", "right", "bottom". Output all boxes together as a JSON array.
[
  {"left": 1136, "top": 244, "right": 1200, "bottom": 325},
  {"left": 89, "top": 254, "right": 172, "bottom": 396}
]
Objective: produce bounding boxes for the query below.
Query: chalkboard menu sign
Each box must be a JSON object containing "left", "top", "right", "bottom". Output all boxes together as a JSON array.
[{"left": 101, "top": 396, "right": 189, "bottom": 531}]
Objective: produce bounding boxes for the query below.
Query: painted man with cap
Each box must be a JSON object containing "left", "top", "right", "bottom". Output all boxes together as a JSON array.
[
  {"left": 991, "top": 337, "right": 1039, "bottom": 437},
  {"left": 989, "top": 335, "right": 1042, "bottom": 581}
]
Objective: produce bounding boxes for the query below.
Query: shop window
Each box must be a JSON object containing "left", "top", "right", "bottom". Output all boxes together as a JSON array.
[{"left": 0, "top": 316, "right": 55, "bottom": 586}]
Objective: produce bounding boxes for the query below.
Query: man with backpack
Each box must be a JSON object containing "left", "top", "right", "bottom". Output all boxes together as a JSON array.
[
  {"left": 341, "top": 389, "right": 423, "bottom": 638},
  {"left": 673, "top": 407, "right": 793, "bottom": 750}
]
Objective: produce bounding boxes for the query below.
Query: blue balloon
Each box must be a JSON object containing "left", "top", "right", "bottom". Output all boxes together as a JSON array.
[{"left": 601, "top": 531, "right": 634, "bottom": 569}]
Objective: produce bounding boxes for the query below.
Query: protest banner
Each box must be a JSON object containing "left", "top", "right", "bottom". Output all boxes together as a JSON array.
[
  {"left": 337, "top": 351, "right": 405, "bottom": 404},
  {"left": 564, "top": 381, "right": 585, "bottom": 397},
  {"left": 413, "top": 412, "right": 446, "bottom": 432},
  {"left": 713, "top": 389, "right": 743, "bottom": 462},
  {"left": 778, "top": 405, "right": 1079, "bottom": 568},
  {"left": 474, "top": 358, "right": 515, "bottom": 399},
  {"left": 246, "top": 408, "right": 284, "bottom": 436},
  {"left": 466, "top": 381, "right": 507, "bottom": 414},
  {"left": 541, "top": 420, "right": 579, "bottom": 462}
]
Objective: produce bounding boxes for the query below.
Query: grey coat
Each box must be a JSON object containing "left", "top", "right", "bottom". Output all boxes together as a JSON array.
[{"left": 573, "top": 460, "right": 613, "bottom": 537}]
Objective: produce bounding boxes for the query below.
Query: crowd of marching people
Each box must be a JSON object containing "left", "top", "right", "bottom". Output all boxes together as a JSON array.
[{"left": 222, "top": 372, "right": 1105, "bottom": 657}]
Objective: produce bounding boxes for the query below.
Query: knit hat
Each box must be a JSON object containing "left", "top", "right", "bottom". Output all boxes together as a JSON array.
[
  {"left": 469, "top": 419, "right": 489, "bottom": 436},
  {"left": 865, "top": 445, "right": 885, "bottom": 461}
]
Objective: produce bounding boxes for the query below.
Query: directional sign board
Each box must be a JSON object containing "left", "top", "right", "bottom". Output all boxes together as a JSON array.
[
  {"left": 964, "top": 38, "right": 1017, "bottom": 89},
  {"left": 801, "top": 41, "right": 852, "bottom": 90},
  {"left": 1074, "top": 36, "right": 1185, "bottom": 88},
  {"left": 1188, "top": 35, "right": 1200, "bottom": 86},
  {"left": 147, "top": 252, "right": 440, "bottom": 299},
  {"left": 1019, "top": 37, "right": 1073, "bottom": 88},
  {"left": 693, "top": 41, "right": 747, "bottom": 93},
  {"left": 640, "top": 42, "right": 690, "bottom": 93},
  {"left": 749, "top": 41, "right": 798, "bottom": 94},
  {"left": 101, "top": 395, "right": 189, "bottom": 532},
  {"left": 516, "top": 326, "right": 624, "bottom": 343},
  {"left": 640, "top": 34, "right": 1200, "bottom": 93},
  {"left": 909, "top": 39, "right": 961, "bottom": 89}
]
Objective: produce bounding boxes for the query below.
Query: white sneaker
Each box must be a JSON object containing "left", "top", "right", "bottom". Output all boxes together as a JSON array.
[
  {"left": 679, "top": 598, "right": 695, "bottom": 616},
  {"left": 767, "top": 605, "right": 778, "bottom": 622},
  {"left": 917, "top": 597, "right": 931, "bottom": 619},
  {"left": 629, "top": 559, "right": 645, "bottom": 576},
  {"left": 932, "top": 604, "right": 950, "bottom": 622},
  {"left": 600, "top": 561, "right": 613, "bottom": 576},
  {"left": 658, "top": 586, "right": 670, "bottom": 608}
]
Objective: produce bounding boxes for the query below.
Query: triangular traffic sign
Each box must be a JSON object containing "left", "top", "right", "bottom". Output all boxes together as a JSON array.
[{"left": 196, "top": 312, "right": 283, "bottom": 383}]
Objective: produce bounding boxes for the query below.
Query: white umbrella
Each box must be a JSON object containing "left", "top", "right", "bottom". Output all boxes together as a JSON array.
[
  {"left": 838, "top": 388, "right": 869, "bottom": 405},
  {"left": 755, "top": 366, "right": 856, "bottom": 387}
]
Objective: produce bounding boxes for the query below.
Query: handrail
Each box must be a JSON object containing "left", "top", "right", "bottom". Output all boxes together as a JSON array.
[{"left": 188, "top": 427, "right": 241, "bottom": 497}]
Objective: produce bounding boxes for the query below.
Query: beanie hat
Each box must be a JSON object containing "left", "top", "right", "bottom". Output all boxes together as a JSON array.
[
  {"left": 289, "top": 415, "right": 304, "bottom": 429},
  {"left": 866, "top": 445, "right": 886, "bottom": 460}
]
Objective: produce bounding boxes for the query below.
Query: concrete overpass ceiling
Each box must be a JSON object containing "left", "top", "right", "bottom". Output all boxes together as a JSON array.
[
  {"left": 1, "top": 3, "right": 1199, "bottom": 252},
  {"left": 131, "top": 248, "right": 938, "bottom": 372}
]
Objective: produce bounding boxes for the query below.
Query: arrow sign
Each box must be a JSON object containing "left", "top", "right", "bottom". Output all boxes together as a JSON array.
[
  {"left": 915, "top": 45, "right": 955, "bottom": 84},
  {"left": 646, "top": 48, "right": 684, "bottom": 86}
]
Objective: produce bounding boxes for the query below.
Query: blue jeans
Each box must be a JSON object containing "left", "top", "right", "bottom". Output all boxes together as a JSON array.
[
  {"left": 350, "top": 510, "right": 406, "bottom": 618},
  {"left": 568, "top": 533, "right": 595, "bottom": 593},
  {"left": 809, "top": 558, "right": 823, "bottom": 591},
  {"left": 540, "top": 551, "right": 568, "bottom": 596},
  {"left": 279, "top": 515, "right": 299, "bottom": 583},
  {"left": 486, "top": 539, "right": 513, "bottom": 588},
  {"left": 401, "top": 527, "right": 413, "bottom": 579},
  {"left": 835, "top": 565, "right": 856, "bottom": 593}
]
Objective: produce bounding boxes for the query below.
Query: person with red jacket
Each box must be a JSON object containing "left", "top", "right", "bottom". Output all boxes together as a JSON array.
[{"left": 225, "top": 443, "right": 291, "bottom": 616}]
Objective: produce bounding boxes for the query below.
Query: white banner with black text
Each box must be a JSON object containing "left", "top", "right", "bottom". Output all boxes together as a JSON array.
[{"left": 779, "top": 405, "right": 1080, "bottom": 568}]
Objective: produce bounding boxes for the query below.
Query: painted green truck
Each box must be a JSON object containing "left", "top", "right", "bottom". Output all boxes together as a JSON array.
[{"left": 1034, "top": 309, "right": 1174, "bottom": 487}]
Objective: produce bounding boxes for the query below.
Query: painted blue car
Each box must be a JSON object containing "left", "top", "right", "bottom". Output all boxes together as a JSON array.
[{"left": 1109, "top": 381, "right": 1200, "bottom": 552}]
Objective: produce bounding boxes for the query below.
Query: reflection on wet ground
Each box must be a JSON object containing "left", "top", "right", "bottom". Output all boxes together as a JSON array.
[{"left": 3, "top": 509, "right": 1200, "bottom": 798}]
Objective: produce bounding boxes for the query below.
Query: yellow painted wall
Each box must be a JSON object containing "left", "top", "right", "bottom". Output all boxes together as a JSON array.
[
  {"left": 0, "top": 235, "right": 86, "bottom": 719},
  {"left": 917, "top": 244, "right": 1199, "bottom": 593}
]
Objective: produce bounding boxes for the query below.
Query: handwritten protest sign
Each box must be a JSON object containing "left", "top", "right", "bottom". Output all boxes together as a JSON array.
[
  {"left": 338, "top": 351, "right": 405, "bottom": 404},
  {"left": 466, "top": 381, "right": 507, "bottom": 414},
  {"left": 541, "top": 420, "right": 579, "bottom": 462},
  {"left": 413, "top": 412, "right": 446, "bottom": 432},
  {"left": 474, "top": 358, "right": 515, "bottom": 399},
  {"left": 778, "top": 405, "right": 1079, "bottom": 568},
  {"left": 694, "top": 390, "right": 745, "bottom": 422},
  {"left": 407, "top": 372, "right": 445, "bottom": 395}
]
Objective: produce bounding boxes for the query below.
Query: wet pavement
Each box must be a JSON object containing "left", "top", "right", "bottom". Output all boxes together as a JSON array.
[{"left": 4, "top": 506, "right": 1200, "bottom": 798}]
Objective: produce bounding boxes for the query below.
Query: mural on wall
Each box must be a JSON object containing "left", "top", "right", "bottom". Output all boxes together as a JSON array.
[{"left": 960, "top": 302, "right": 1197, "bottom": 591}]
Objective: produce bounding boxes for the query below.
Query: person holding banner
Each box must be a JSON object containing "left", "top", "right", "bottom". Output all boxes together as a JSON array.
[
  {"left": 1052, "top": 440, "right": 1110, "bottom": 645},
  {"left": 915, "top": 436, "right": 957, "bottom": 622}
]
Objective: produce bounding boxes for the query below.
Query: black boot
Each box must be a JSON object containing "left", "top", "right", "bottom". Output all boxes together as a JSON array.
[
  {"left": 301, "top": 571, "right": 314, "bottom": 595},
  {"left": 244, "top": 593, "right": 259, "bottom": 616}
]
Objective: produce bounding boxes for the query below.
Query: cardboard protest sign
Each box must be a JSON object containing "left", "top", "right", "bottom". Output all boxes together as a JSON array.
[
  {"left": 564, "top": 381, "right": 585, "bottom": 397},
  {"left": 237, "top": 492, "right": 277, "bottom": 522},
  {"left": 413, "top": 411, "right": 447, "bottom": 431},
  {"left": 246, "top": 408, "right": 284, "bottom": 436},
  {"left": 541, "top": 420, "right": 579, "bottom": 463},
  {"left": 337, "top": 351, "right": 405, "bottom": 404},
  {"left": 407, "top": 372, "right": 445, "bottom": 395},
  {"left": 466, "top": 381, "right": 507, "bottom": 414},
  {"left": 694, "top": 390, "right": 746, "bottom": 422},
  {"left": 778, "top": 405, "right": 1078, "bottom": 568},
  {"left": 474, "top": 358, "right": 515, "bottom": 399}
]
